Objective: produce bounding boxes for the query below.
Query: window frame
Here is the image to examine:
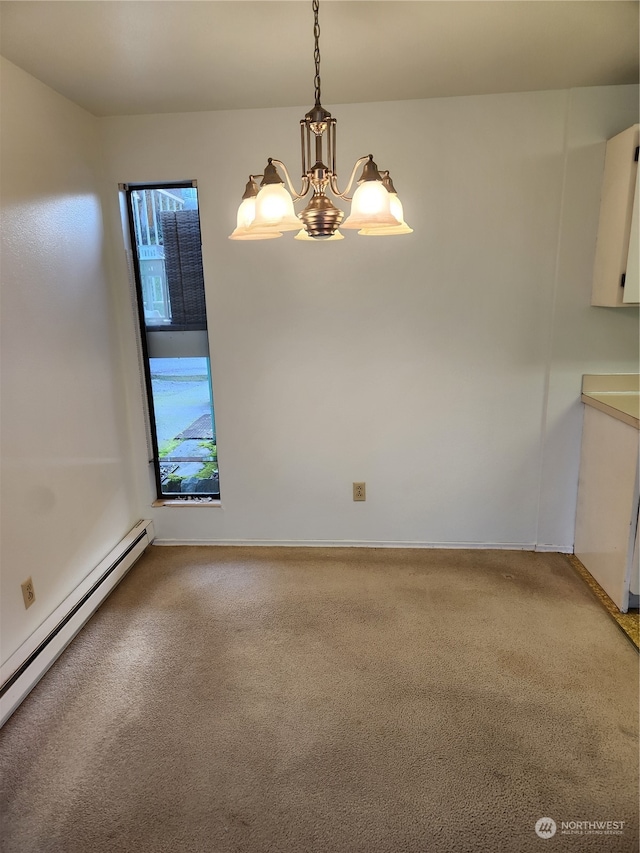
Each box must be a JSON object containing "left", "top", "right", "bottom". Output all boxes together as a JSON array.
[{"left": 123, "top": 180, "right": 219, "bottom": 501}]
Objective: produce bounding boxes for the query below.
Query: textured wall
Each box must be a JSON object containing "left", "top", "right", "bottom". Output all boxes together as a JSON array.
[
  {"left": 536, "top": 86, "right": 640, "bottom": 547},
  {"left": 0, "top": 59, "right": 138, "bottom": 664},
  {"left": 99, "top": 87, "right": 638, "bottom": 549}
]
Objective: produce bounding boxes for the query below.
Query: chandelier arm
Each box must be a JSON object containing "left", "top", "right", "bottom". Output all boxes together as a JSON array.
[
  {"left": 270, "top": 159, "right": 309, "bottom": 199},
  {"left": 329, "top": 156, "right": 370, "bottom": 201}
]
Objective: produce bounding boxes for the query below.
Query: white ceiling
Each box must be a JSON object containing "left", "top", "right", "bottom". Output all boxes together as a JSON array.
[{"left": 0, "top": 1, "right": 637, "bottom": 117}]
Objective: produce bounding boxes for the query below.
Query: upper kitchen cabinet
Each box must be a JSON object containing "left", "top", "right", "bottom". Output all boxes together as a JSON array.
[{"left": 592, "top": 124, "right": 639, "bottom": 307}]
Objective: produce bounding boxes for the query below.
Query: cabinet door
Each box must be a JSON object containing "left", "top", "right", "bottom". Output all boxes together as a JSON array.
[{"left": 622, "top": 165, "right": 639, "bottom": 303}]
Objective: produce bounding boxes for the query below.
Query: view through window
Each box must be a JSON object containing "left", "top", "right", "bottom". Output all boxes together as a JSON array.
[{"left": 126, "top": 183, "right": 219, "bottom": 499}]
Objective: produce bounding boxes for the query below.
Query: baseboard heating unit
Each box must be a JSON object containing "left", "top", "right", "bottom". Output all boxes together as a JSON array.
[{"left": 0, "top": 519, "right": 154, "bottom": 727}]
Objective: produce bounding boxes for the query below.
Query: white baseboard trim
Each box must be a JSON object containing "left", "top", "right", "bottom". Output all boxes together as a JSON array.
[
  {"left": 535, "top": 544, "right": 573, "bottom": 553},
  {"left": 0, "top": 519, "right": 154, "bottom": 728},
  {"left": 153, "top": 538, "right": 543, "bottom": 550}
]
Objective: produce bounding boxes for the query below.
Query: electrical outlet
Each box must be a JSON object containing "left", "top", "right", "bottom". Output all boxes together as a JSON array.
[
  {"left": 353, "top": 482, "right": 366, "bottom": 501},
  {"left": 21, "top": 577, "right": 35, "bottom": 610}
]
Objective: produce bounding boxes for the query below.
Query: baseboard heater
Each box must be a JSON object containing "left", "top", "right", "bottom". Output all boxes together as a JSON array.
[{"left": 0, "top": 519, "right": 154, "bottom": 727}]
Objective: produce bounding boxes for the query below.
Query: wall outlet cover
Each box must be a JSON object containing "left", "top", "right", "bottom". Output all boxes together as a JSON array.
[
  {"left": 21, "top": 577, "right": 35, "bottom": 609},
  {"left": 353, "top": 482, "right": 366, "bottom": 501}
]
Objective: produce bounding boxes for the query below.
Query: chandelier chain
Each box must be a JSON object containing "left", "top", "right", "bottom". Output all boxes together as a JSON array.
[{"left": 313, "top": 0, "right": 321, "bottom": 106}]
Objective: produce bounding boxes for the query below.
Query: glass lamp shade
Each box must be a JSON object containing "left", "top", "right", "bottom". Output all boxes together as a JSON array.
[
  {"left": 229, "top": 227, "right": 282, "bottom": 240},
  {"left": 238, "top": 197, "right": 256, "bottom": 229},
  {"left": 341, "top": 180, "right": 398, "bottom": 229},
  {"left": 250, "top": 184, "right": 301, "bottom": 233},
  {"left": 294, "top": 228, "right": 344, "bottom": 241},
  {"left": 229, "top": 197, "right": 282, "bottom": 240},
  {"left": 358, "top": 193, "right": 413, "bottom": 236}
]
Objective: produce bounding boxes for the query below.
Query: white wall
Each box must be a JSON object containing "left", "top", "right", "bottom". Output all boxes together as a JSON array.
[
  {"left": 537, "top": 86, "right": 640, "bottom": 547},
  {"left": 100, "top": 86, "right": 638, "bottom": 549},
  {"left": 0, "top": 59, "right": 139, "bottom": 664}
]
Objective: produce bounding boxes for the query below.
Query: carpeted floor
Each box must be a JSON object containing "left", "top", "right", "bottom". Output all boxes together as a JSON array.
[
  {"left": 566, "top": 554, "right": 639, "bottom": 649},
  {"left": 1, "top": 546, "right": 638, "bottom": 853}
]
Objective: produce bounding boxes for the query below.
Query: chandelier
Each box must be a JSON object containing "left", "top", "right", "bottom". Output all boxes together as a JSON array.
[{"left": 229, "top": 0, "right": 413, "bottom": 242}]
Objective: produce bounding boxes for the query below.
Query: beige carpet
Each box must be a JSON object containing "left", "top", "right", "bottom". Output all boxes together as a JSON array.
[{"left": 1, "top": 546, "right": 638, "bottom": 853}]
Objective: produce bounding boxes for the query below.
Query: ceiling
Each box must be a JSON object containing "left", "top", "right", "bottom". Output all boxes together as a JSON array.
[{"left": 0, "top": 1, "right": 637, "bottom": 117}]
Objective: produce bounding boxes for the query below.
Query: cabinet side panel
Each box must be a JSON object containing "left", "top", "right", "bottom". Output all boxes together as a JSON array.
[
  {"left": 591, "top": 125, "right": 639, "bottom": 307},
  {"left": 575, "top": 405, "right": 639, "bottom": 610},
  {"left": 622, "top": 164, "right": 639, "bottom": 303}
]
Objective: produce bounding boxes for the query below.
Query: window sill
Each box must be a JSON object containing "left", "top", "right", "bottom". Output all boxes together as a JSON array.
[{"left": 152, "top": 499, "right": 222, "bottom": 508}]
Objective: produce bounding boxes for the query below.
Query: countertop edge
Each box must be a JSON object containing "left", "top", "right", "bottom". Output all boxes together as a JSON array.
[{"left": 581, "top": 393, "right": 640, "bottom": 430}]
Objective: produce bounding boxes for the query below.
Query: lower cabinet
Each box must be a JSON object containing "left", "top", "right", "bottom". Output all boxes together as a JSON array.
[{"left": 575, "top": 405, "right": 639, "bottom": 612}]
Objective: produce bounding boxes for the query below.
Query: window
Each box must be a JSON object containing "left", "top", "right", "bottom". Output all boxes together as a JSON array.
[{"left": 125, "top": 182, "right": 219, "bottom": 500}]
